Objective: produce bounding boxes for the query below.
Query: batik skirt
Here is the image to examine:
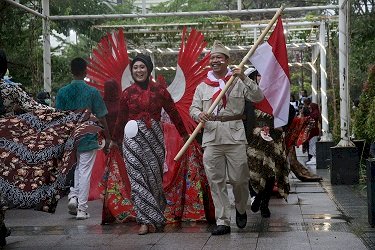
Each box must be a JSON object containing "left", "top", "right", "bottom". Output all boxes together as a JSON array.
[
  {"left": 100, "top": 122, "right": 215, "bottom": 225},
  {"left": 122, "top": 119, "right": 167, "bottom": 228}
]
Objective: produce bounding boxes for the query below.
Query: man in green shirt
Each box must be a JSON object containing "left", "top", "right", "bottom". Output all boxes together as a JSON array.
[{"left": 56, "top": 57, "right": 110, "bottom": 220}]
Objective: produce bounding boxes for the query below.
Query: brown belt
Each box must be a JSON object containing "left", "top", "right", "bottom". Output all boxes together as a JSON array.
[{"left": 210, "top": 114, "right": 247, "bottom": 122}]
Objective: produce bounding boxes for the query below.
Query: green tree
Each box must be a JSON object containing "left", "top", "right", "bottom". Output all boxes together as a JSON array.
[
  {"left": 341, "top": 1, "right": 375, "bottom": 143},
  {"left": 349, "top": 13, "right": 375, "bottom": 100},
  {"left": 0, "top": 2, "right": 43, "bottom": 94},
  {"left": 0, "top": 0, "right": 109, "bottom": 95},
  {"left": 50, "top": 0, "right": 111, "bottom": 39},
  {"left": 354, "top": 65, "right": 375, "bottom": 143}
]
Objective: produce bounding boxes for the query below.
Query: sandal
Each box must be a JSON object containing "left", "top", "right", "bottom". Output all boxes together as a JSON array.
[{"left": 138, "top": 224, "right": 148, "bottom": 235}]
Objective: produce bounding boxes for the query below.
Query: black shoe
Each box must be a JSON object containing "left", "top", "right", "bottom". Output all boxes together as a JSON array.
[
  {"left": 261, "top": 207, "right": 271, "bottom": 218},
  {"left": 0, "top": 237, "right": 5, "bottom": 247},
  {"left": 235, "top": 209, "right": 247, "bottom": 228},
  {"left": 0, "top": 225, "right": 10, "bottom": 247},
  {"left": 211, "top": 225, "right": 231, "bottom": 235},
  {"left": 251, "top": 194, "right": 261, "bottom": 213}
]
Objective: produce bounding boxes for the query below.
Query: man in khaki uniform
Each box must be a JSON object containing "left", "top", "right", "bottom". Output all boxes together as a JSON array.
[{"left": 190, "top": 41, "right": 264, "bottom": 235}]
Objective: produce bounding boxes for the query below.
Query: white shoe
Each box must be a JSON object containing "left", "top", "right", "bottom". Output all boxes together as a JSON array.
[
  {"left": 68, "top": 197, "right": 78, "bottom": 215},
  {"left": 76, "top": 210, "right": 90, "bottom": 220},
  {"left": 306, "top": 157, "right": 316, "bottom": 165},
  {"left": 250, "top": 196, "right": 256, "bottom": 206}
]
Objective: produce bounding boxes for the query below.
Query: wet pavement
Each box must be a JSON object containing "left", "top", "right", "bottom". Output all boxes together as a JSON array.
[{"left": 2, "top": 155, "right": 375, "bottom": 249}]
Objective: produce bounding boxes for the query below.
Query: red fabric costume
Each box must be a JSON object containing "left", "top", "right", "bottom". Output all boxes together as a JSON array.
[
  {"left": 112, "top": 81, "right": 187, "bottom": 141},
  {"left": 87, "top": 28, "right": 215, "bottom": 224}
]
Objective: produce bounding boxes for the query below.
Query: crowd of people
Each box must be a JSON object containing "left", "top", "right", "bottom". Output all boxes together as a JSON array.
[{"left": 0, "top": 37, "right": 325, "bottom": 245}]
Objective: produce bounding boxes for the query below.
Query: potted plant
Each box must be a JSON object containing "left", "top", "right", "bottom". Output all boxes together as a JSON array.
[
  {"left": 353, "top": 64, "right": 375, "bottom": 158},
  {"left": 353, "top": 65, "right": 375, "bottom": 226}
]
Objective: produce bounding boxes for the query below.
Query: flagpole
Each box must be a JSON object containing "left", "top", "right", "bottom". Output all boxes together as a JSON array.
[{"left": 174, "top": 5, "right": 285, "bottom": 161}]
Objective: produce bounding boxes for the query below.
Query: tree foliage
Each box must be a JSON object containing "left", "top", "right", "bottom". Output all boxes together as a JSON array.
[
  {"left": 0, "top": 0, "right": 109, "bottom": 95},
  {"left": 350, "top": 1, "right": 375, "bottom": 142},
  {"left": 353, "top": 65, "right": 375, "bottom": 142},
  {"left": 49, "top": 0, "right": 111, "bottom": 39},
  {"left": 0, "top": 2, "right": 43, "bottom": 94},
  {"left": 349, "top": 13, "right": 375, "bottom": 99}
]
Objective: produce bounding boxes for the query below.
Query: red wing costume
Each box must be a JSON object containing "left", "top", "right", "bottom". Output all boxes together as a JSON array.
[{"left": 86, "top": 28, "right": 215, "bottom": 224}]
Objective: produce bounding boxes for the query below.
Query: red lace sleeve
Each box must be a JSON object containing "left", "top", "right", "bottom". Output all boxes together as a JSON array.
[
  {"left": 160, "top": 87, "right": 188, "bottom": 138},
  {"left": 112, "top": 91, "right": 129, "bottom": 143}
]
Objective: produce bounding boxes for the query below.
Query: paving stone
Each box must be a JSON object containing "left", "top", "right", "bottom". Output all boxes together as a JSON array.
[
  {"left": 2, "top": 168, "right": 373, "bottom": 249},
  {"left": 5, "top": 235, "right": 66, "bottom": 248},
  {"left": 308, "top": 231, "right": 368, "bottom": 250},
  {"left": 256, "top": 232, "right": 310, "bottom": 250}
]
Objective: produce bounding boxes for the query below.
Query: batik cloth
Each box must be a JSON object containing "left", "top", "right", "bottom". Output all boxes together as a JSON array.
[
  {"left": 0, "top": 109, "right": 102, "bottom": 212},
  {"left": 247, "top": 110, "right": 290, "bottom": 199},
  {"left": 0, "top": 81, "right": 54, "bottom": 117}
]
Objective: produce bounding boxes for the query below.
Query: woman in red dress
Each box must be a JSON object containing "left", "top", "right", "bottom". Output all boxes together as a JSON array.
[
  {"left": 87, "top": 29, "right": 215, "bottom": 231},
  {"left": 111, "top": 54, "right": 189, "bottom": 235}
]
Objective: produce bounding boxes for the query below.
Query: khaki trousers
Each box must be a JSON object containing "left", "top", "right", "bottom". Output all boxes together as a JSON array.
[{"left": 203, "top": 144, "right": 250, "bottom": 226}]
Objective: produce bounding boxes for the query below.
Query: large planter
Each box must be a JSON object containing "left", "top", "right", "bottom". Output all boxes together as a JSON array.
[
  {"left": 330, "top": 146, "right": 359, "bottom": 185},
  {"left": 367, "top": 158, "right": 375, "bottom": 227},
  {"left": 370, "top": 142, "right": 375, "bottom": 158}
]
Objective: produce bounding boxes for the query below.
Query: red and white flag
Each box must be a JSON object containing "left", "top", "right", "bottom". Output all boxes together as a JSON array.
[{"left": 249, "top": 17, "right": 290, "bottom": 128}]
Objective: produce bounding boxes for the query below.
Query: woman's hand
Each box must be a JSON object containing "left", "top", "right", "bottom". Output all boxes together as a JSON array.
[
  {"left": 103, "top": 139, "right": 111, "bottom": 154},
  {"left": 109, "top": 140, "right": 118, "bottom": 149}
]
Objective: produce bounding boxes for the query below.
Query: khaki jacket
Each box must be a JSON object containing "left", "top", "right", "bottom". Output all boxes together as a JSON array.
[{"left": 190, "top": 76, "right": 264, "bottom": 147}]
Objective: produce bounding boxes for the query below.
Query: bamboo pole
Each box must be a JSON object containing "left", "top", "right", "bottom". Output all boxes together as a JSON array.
[{"left": 174, "top": 5, "right": 285, "bottom": 161}]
